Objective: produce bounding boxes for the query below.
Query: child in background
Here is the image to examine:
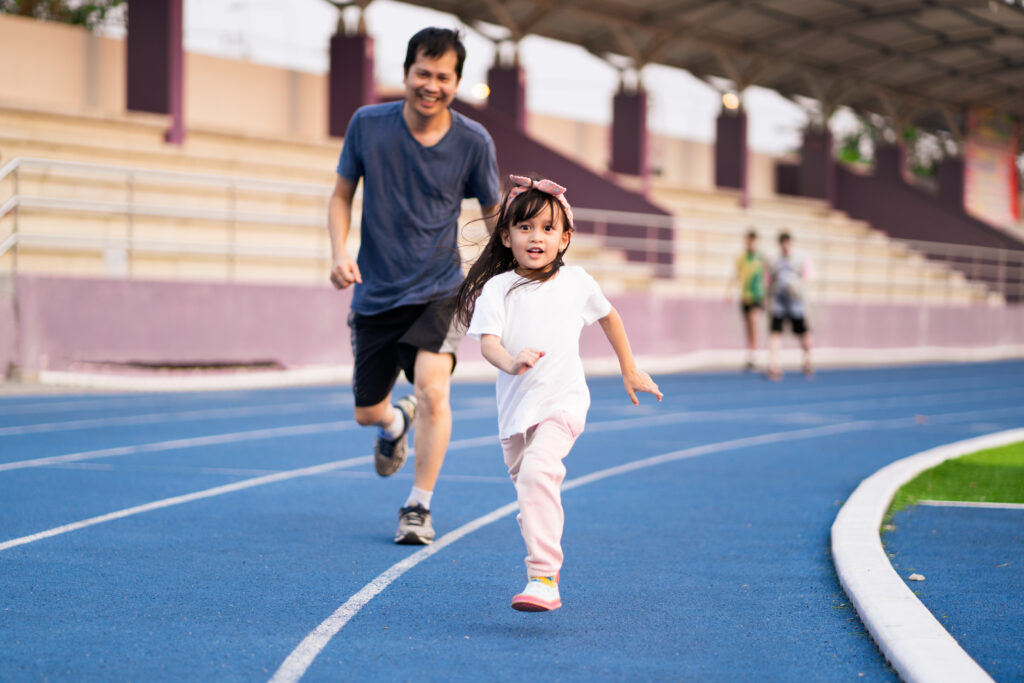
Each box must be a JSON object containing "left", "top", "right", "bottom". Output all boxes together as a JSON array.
[
  {"left": 767, "top": 231, "right": 813, "bottom": 381},
  {"left": 734, "top": 229, "right": 766, "bottom": 371},
  {"left": 455, "top": 175, "right": 663, "bottom": 612}
]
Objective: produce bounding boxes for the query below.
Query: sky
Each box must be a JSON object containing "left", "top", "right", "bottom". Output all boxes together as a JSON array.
[{"left": 116, "top": 0, "right": 823, "bottom": 155}]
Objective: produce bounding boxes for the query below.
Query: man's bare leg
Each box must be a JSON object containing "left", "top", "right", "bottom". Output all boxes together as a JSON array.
[
  {"left": 411, "top": 349, "right": 454, "bottom": 492},
  {"left": 393, "top": 350, "right": 453, "bottom": 545}
]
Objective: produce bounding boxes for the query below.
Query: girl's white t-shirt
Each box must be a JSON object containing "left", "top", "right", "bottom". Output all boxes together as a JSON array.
[{"left": 466, "top": 266, "right": 612, "bottom": 439}]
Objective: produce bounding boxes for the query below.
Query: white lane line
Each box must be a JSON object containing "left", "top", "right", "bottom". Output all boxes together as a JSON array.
[
  {"left": 831, "top": 429, "right": 1024, "bottom": 683},
  {"left": 268, "top": 419, "right": 883, "bottom": 683},
  {"left": 0, "top": 421, "right": 358, "bottom": 472},
  {"left": 0, "top": 455, "right": 373, "bottom": 552},
  {"left": 0, "top": 410, "right": 683, "bottom": 552},
  {"left": 0, "top": 407, "right": 500, "bottom": 473},
  {"left": 0, "top": 398, "right": 353, "bottom": 437},
  {"left": 0, "top": 393, "right": 252, "bottom": 416},
  {"left": 919, "top": 499, "right": 1024, "bottom": 510}
]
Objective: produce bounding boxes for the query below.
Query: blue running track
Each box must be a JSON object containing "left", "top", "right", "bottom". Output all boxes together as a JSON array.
[
  {"left": 885, "top": 504, "right": 1024, "bottom": 682},
  {"left": 2, "top": 361, "right": 1023, "bottom": 681}
]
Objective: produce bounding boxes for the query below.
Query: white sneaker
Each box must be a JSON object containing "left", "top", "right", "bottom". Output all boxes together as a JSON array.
[{"left": 511, "top": 575, "right": 561, "bottom": 612}]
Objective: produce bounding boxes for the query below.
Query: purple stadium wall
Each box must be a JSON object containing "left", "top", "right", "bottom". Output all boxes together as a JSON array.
[{"left": 6, "top": 274, "right": 1024, "bottom": 379}]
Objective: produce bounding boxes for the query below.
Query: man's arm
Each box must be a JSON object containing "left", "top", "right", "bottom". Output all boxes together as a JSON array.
[{"left": 328, "top": 175, "right": 361, "bottom": 289}]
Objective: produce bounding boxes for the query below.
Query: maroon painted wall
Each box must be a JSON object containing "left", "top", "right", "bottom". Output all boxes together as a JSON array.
[
  {"left": 486, "top": 64, "right": 526, "bottom": 131},
  {"left": 450, "top": 99, "right": 673, "bottom": 272},
  {"left": 12, "top": 275, "right": 353, "bottom": 373},
  {"left": 8, "top": 274, "right": 1024, "bottom": 378},
  {"left": 715, "top": 110, "right": 746, "bottom": 190},
  {"left": 126, "top": 0, "right": 184, "bottom": 143},
  {"left": 329, "top": 33, "right": 376, "bottom": 139},
  {"left": 610, "top": 90, "right": 647, "bottom": 177},
  {"left": 834, "top": 147, "right": 1024, "bottom": 301},
  {"left": 0, "top": 282, "right": 15, "bottom": 376}
]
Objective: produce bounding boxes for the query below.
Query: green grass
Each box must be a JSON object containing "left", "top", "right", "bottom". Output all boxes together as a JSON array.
[{"left": 888, "top": 440, "right": 1024, "bottom": 517}]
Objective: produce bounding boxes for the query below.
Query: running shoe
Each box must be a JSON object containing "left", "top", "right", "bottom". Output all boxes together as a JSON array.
[
  {"left": 374, "top": 395, "right": 416, "bottom": 477},
  {"left": 511, "top": 575, "right": 561, "bottom": 612},
  {"left": 394, "top": 503, "right": 435, "bottom": 545}
]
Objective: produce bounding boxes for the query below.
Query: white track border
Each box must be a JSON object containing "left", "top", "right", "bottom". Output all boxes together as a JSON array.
[
  {"left": 29, "top": 345, "right": 1024, "bottom": 392},
  {"left": 831, "top": 427, "right": 1024, "bottom": 683}
]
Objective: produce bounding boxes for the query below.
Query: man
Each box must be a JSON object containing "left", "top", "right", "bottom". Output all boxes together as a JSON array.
[
  {"left": 766, "top": 231, "right": 813, "bottom": 381},
  {"left": 327, "top": 27, "right": 501, "bottom": 544}
]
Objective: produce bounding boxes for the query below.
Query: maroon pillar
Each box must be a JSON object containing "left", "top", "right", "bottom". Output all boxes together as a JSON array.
[
  {"left": 874, "top": 145, "right": 905, "bottom": 179},
  {"left": 126, "top": 0, "right": 184, "bottom": 143},
  {"left": 486, "top": 64, "right": 526, "bottom": 131},
  {"left": 714, "top": 109, "right": 747, "bottom": 195},
  {"left": 936, "top": 157, "right": 965, "bottom": 213},
  {"left": 611, "top": 89, "right": 648, "bottom": 177},
  {"left": 329, "top": 33, "right": 376, "bottom": 138},
  {"left": 800, "top": 129, "right": 834, "bottom": 204}
]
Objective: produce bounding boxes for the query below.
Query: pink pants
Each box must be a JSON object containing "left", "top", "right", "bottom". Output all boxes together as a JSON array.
[{"left": 500, "top": 411, "right": 584, "bottom": 578}]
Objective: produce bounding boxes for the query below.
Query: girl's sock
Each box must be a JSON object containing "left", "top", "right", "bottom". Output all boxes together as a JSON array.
[
  {"left": 404, "top": 487, "right": 433, "bottom": 510},
  {"left": 381, "top": 406, "right": 405, "bottom": 440}
]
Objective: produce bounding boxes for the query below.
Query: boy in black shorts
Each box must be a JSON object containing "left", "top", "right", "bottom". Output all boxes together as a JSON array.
[{"left": 767, "top": 232, "right": 813, "bottom": 381}]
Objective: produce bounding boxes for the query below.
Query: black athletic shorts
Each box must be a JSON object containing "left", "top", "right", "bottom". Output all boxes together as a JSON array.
[
  {"left": 770, "top": 314, "right": 808, "bottom": 335},
  {"left": 741, "top": 300, "right": 764, "bottom": 314},
  {"left": 348, "top": 296, "right": 461, "bottom": 407}
]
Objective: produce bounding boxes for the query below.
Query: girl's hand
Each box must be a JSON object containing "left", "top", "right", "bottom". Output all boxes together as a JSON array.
[
  {"left": 509, "top": 348, "right": 545, "bottom": 375},
  {"left": 622, "top": 368, "right": 663, "bottom": 405}
]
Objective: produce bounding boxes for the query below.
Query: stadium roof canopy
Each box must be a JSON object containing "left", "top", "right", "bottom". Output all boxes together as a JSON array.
[{"left": 390, "top": 0, "right": 1024, "bottom": 135}]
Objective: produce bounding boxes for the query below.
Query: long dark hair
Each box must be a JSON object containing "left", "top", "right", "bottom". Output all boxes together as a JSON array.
[{"left": 454, "top": 185, "right": 573, "bottom": 329}]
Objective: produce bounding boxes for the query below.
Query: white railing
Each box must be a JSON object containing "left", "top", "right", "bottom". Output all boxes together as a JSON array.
[{"left": 2, "top": 157, "right": 1023, "bottom": 304}]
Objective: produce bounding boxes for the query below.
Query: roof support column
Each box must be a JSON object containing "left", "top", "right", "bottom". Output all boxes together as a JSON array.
[
  {"left": 487, "top": 44, "right": 526, "bottom": 131},
  {"left": 714, "top": 97, "right": 747, "bottom": 204},
  {"left": 936, "top": 157, "right": 965, "bottom": 213},
  {"left": 610, "top": 74, "right": 648, "bottom": 180},
  {"left": 126, "top": 0, "right": 184, "bottom": 144},
  {"left": 799, "top": 128, "right": 835, "bottom": 207},
  {"left": 328, "top": 7, "right": 376, "bottom": 138},
  {"left": 936, "top": 107, "right": 966, "bottom": 213}
]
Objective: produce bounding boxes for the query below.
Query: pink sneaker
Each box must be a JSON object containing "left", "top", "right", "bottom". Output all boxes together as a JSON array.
[{"left": 511, "top": 576, "right": 561, "bottom": 612}]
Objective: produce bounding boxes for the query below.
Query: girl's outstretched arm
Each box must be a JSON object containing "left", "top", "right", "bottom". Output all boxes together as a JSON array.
[
  {"left": 480, "top": 334, "right": 545, "bottom": 375},
  {"left": 598, "top": 308, "right": 664, "bottom": 405}
]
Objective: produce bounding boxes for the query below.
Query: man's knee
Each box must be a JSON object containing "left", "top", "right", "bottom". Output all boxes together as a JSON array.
[{"left": 414, "top": 379, "right": 449, "bottom": 416}]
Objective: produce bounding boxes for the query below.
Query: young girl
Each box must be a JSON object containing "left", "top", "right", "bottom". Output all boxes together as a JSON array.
[{"left": 455, "top": 174, "right": 663, "bottom": 612}]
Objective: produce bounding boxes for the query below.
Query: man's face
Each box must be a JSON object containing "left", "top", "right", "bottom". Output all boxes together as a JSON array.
[{"left": 403, "top": 48, "right": 460, "bottom": 120}]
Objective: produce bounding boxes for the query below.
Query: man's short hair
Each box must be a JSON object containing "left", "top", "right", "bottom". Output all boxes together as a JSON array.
[
  {"left": 746, "top": 228, "right": 757, "bottom": 239},
  {"left": 404, "top": 27, "right": 467, "bottom": 79},
  {"left": 779, "top": 231, "right": 792, "bottom": 243}
]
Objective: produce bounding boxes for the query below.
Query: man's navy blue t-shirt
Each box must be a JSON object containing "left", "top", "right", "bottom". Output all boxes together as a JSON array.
[{"left": 337, "top": 101, "right": 500, "bottom": 316}]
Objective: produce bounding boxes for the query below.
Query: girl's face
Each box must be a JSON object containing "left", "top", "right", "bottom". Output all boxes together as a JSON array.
[{"left": 501, "top": 203, "right": 570, "bottom": 275}]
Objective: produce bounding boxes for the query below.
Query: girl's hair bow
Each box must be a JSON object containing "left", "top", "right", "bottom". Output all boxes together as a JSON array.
[{"left": 504, "top": 174, "right": 574, "bottom": 228}]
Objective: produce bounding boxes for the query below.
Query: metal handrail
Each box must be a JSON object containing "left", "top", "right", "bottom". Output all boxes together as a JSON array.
[
  {"left": 3, "top": 156, "right": 1022, "bottom": 303},
  {"left": 0, "top": 156, "right": 333, "bottom": 197},
  {"left": 4, "top": 195, "right": 325, "bottom": 228},
  {"left": 6, "top": 232, "right": 325, "bottom": 260}
]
